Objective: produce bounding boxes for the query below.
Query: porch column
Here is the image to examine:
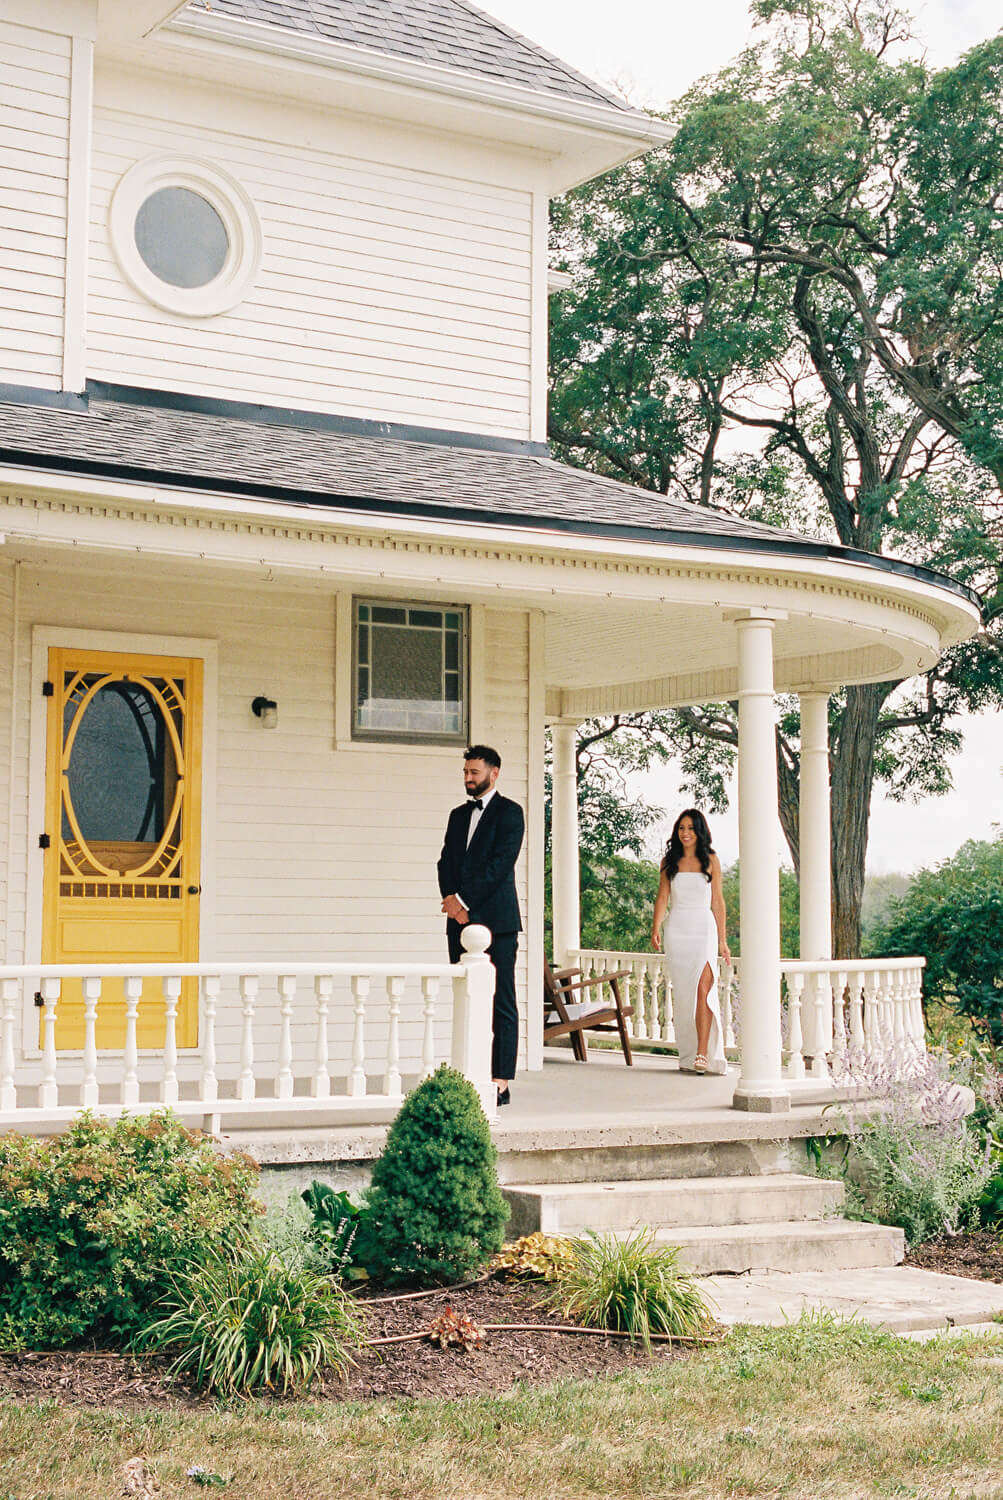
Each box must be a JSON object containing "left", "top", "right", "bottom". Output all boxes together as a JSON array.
[
  {"left": 799, "top": 693, "right": 832, "bottom": 961},
  {"left": 732, "top": 610, "right": 790, "bottom": 1113},
  {"left": 550, "top": 720, "right": 580, "bottom": 966}
]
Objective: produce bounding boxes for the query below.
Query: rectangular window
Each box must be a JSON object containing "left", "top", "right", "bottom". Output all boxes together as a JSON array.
[{"left": 353, "top": 599, "right": 468, "bottom": 743}]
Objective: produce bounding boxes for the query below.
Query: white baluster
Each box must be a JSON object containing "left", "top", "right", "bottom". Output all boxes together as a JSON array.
[
  {"left": 200, "top": 975, "right": 219, "bottom": 1106},
  {"left": 0, "top": 977, "right": 19, "bottom": 1111},
  {"left": 891, "top": 969, "right": 907, "bottom": 1058},
  {"left": 645, "top": 957, "right": 662, "bottom": 1043},
  {"left": 847, "top": 970, "right": 866, "bottom": 1056},
  {"left": 420, "top": 975, "right": 438, "bottom": 1080},
  {"left": 861, "top": 971, "right": 879, "bottom": 1059},
  {"left": 384, "top": 975, "right": 404, "bottom": 1098},
  {"left": 161, "top": 976, "right": 180, "bottom": 1105},
  {"left": 122, "top": 976, "right": 141, "bottom": 1107},
  {"left": 39, "top": 977, "right": 60, "bottom": 1109},
  {"left": 311, "top": 975, "right": 332, "bottom": 1099},
  {"left": 632, "top": 953, "right": 648, "bottom": 1040},
  {"left": 784, "top": 972, "right": 806, "bottom": 1079},
  {"left": 276, "top": 975, "right": 295, "bottom": 1100},
  {"left": 830, "top": 969, "right": 848, "bottom": 1069},
  {"left": 238, "top": 974, "right": 258, "bottom": 1101},
  {"left": 81, "top": 975, "right": 100, "bottom": 1108},
  {"left": 349, "top": 974, "right": 368, "bottom": 1097},
  {"left": 721, "top": 961, "right": 736, "bottom": 1051},
  {"left": 662, "top": 957, "right": 677, "bottom": 1046},
  {"left": 810, "top": 973, "right": 833, "bottom": 1081}
]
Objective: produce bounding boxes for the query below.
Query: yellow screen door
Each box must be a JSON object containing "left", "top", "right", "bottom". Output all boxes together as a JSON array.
[{"left": 41, "top": 648, "right": 203, "bottom": 1050}]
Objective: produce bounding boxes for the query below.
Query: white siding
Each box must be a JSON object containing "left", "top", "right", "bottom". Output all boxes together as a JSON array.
[
  {"left": 6, "top": 564, "right": 533, "bottom": 1082},
  {"left": 87, "top": 85, "right": 535, "bottom": 438},
  {"left": 0, "top": 22, "right": 70, "bottom": 388}
]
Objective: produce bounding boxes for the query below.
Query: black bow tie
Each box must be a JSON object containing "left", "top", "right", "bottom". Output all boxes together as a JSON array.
[{"left": 469, "top": 798, "right": 484, "bottom": 811}]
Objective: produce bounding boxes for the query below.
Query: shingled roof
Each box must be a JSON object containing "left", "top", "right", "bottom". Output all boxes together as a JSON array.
[
  {"left": 181, "top": 0, "right": 633, "bottom": 112},
  {"left": 0, "top": 386, "right": 912, "bottom": 564}
]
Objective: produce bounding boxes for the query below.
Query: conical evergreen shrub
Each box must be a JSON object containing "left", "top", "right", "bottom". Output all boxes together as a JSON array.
[{"left": 359, "top": 1065, "right": 508, "bottom": 1285}]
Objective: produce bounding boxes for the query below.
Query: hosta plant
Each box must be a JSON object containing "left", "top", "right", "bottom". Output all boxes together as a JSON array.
[
  {"left": 137, "top": 1244, "right": 363, "bottom": 1396},
  {"left": 549, "top": 1230, "right": 715, "bottom": 1350}
]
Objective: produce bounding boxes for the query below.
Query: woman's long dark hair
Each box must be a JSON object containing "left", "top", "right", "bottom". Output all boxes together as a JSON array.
[{"left": 661, "top": 808, "right": 714, "bottom": 881}]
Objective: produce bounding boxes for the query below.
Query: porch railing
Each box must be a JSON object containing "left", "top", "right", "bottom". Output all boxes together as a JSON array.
[
  {"left": 0, "top": 927, "right": 497, "bottom": 1132},
  {"left": 569, "top": 948, "right": 926, "bottom": 1083}
]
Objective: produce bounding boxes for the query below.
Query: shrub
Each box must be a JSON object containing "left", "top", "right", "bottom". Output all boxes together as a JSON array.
[
  {"left": 300, "top": 1180, "right": 368, "bottom": 1277},
  {"left": 358, "top": 1065, "right": 508, "bottom": 1285},
  {"left": 138, "top": 1244, "right": 361, "bottom": 1396},
  {"left": 256, "top": 1192, "right": 332, "bottom": 1276},
  {"left": 549, "top": 1229, "right": 715, "bottom": 1350},
  {"left": 818, "top": 1054, "right": 994, "bottom": 1247},
  {"left": 0, "top": 1111, "right": 260, "bottom": 1348}
]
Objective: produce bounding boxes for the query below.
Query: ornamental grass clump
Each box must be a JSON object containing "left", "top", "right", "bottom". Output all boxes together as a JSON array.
[
  {"left": 138, "top": 1244, "right": 362, "bottom": 1396},
  {"left": 0, "top": 1111, "right": 260, "bottom": 1349},
  {"left": 549, "top": 1229, "right": 715, "bottom": 1351},
  {"left": 358, "top": 1064, "right": 508, "bottom": 1285}
]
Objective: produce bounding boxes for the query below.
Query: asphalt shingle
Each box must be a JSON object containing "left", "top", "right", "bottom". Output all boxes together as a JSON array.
[
  {"left": 0, "top": 392, "right": 822, "bottom": 552},
  {"left": 181, "top": 0, "right": 634, "bottom": 112}
]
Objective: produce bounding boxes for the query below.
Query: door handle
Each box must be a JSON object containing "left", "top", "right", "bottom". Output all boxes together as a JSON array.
[{"left": 187, "top": 885, "right": 201, "bottom": 895}]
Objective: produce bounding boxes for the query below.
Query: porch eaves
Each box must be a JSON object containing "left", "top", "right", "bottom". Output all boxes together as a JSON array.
[{"left": 0, "top": 385, "right": 983, "bottom": 622}]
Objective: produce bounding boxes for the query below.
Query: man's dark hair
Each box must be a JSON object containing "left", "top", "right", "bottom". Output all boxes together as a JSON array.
[{"left": 464, "top": 744, "right": 501, "bottom": 769}]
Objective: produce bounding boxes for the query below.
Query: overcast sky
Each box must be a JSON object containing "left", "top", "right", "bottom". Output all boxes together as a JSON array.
[{"left": 486, "top": 0, "right": 1003, "bottom": 872}]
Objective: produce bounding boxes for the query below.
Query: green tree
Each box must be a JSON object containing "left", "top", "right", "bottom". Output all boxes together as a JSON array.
[
  {"left": 549, "top": 0, "right": 1003, "bottom": 956},
  {"left": 869, "top": 835, "right": 1003, "bottom": 1041}
]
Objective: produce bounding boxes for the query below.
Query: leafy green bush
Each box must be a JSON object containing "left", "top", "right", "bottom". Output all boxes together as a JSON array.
[
  {"left": 256, "top": 1192, "right": 332, "bottom": 1276},
  {"left": 138, "top": 1244, "right": 361, "bottom": 1396},
  {"left": 549, "top": 1229, "right": 715, "bottom": 1350},
  {"left": 301, "top": 1180, "right": 368, "bottom": 1276},
  {"left": 358, "top": 1065, "right": 508, "bottom": 1286},
  {"left": 869, "top": 837, "right": 1003, "bottom": 1042},
  {"left": 0, "top": 1111, "right": 260, "bottom": 1348}
]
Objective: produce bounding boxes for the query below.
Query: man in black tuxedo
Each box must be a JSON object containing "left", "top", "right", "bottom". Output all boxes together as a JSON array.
[{"left": 437, "top": 744, "right": 524, "bottom": 1106}]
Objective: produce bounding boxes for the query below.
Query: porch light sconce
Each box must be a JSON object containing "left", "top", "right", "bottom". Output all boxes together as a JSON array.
[{"left": 251, "top": 695, "right": 278, "bottom": 729}]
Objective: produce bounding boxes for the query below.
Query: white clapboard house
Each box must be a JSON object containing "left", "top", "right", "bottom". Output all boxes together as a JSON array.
[{"left": 0, "top": 0, "right": 981, "bottom": 1136}]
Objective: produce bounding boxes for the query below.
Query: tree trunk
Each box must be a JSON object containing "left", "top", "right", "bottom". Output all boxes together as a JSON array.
[{"left": 828, "top": 682, "right": 888, "bottom": 958}]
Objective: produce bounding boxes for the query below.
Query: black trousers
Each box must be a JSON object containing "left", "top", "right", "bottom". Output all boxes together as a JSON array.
[{"left": 447, "top": 922, "right": 519, "bottom": 1081}]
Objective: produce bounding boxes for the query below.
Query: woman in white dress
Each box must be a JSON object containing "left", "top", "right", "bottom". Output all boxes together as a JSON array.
[{"left": 650, "top": 809, "right": 731, "bottom": 1074}]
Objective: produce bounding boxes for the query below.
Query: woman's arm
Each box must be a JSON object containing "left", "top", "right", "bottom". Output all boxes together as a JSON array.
[
  {"left": 651, "top": 869, "right": 670, "bottom": 950},
  {"left": 709, "top": 854, "right": 731, "bottom": 964}
]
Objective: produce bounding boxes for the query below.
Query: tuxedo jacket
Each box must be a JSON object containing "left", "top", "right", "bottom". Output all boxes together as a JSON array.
[{"left": 437, "top": 792, "right": 524, "bottom": 935}]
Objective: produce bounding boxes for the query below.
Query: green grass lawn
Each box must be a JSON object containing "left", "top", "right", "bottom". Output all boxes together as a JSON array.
[{"left": 4, "top": 1318, "right": 1003, "bottom": 1499}]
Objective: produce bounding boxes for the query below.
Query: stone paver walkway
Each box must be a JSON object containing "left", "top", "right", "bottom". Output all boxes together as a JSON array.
[{"left": 702, "top": 1264, "right": 1003, "bottom": 1336}]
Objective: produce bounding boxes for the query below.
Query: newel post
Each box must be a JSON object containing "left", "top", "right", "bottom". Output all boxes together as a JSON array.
[{"left": 452, "top": 924, "right": 496, "bottom": 1119}]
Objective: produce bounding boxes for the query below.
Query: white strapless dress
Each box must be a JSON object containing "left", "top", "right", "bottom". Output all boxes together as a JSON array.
[{"left": 664, "top": 872, "right": 727, "bottom": 1074}]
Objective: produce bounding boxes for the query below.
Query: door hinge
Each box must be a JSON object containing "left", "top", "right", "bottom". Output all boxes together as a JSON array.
[
  {"left": 38, "top": 833, "right": 50, "bottom": 849},
  {"left": 42, "top": 680, "right": 54, "bottom": 697}
]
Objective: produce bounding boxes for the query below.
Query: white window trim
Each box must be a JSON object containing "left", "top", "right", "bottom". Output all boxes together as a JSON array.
[
  {"left": 334, "top": 595, "right": 484, "bottom": 753},
  {"left": 109, "top": 154, "right": 262, "bottom": 318}
]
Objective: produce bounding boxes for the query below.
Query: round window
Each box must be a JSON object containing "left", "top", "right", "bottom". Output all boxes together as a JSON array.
[
  {"left": 134, "top": 186, "right": 230, "bottom": 290},
  {"left": 110, "top": 156, "right": 262, "bottom": 317}
]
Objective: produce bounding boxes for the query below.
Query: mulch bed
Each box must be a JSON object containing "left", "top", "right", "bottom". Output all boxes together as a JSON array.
[
  {"left": 904, "top": 1229, "right": 1003, "bottom": 1283},
  {"left": 0, "top": 1279, "right": 692, "bottom": 1410}
]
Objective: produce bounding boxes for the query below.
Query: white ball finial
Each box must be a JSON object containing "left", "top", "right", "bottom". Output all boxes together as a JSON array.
[{"left": 460, "top": 924, "right": 492, "bottom": 956}]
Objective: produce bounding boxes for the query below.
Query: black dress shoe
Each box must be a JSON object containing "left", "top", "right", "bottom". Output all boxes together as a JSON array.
[{"left": 496, "top": 1087, "right": 510, "bottom": 1107}]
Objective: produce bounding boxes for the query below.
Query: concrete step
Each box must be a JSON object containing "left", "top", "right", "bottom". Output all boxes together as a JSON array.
[
  {"left": 503, "top": 1174, "right": 844, "bottom": 1238},
  {"left": 658, "top": 1219, "right": 905, "bottom": 1276}
]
